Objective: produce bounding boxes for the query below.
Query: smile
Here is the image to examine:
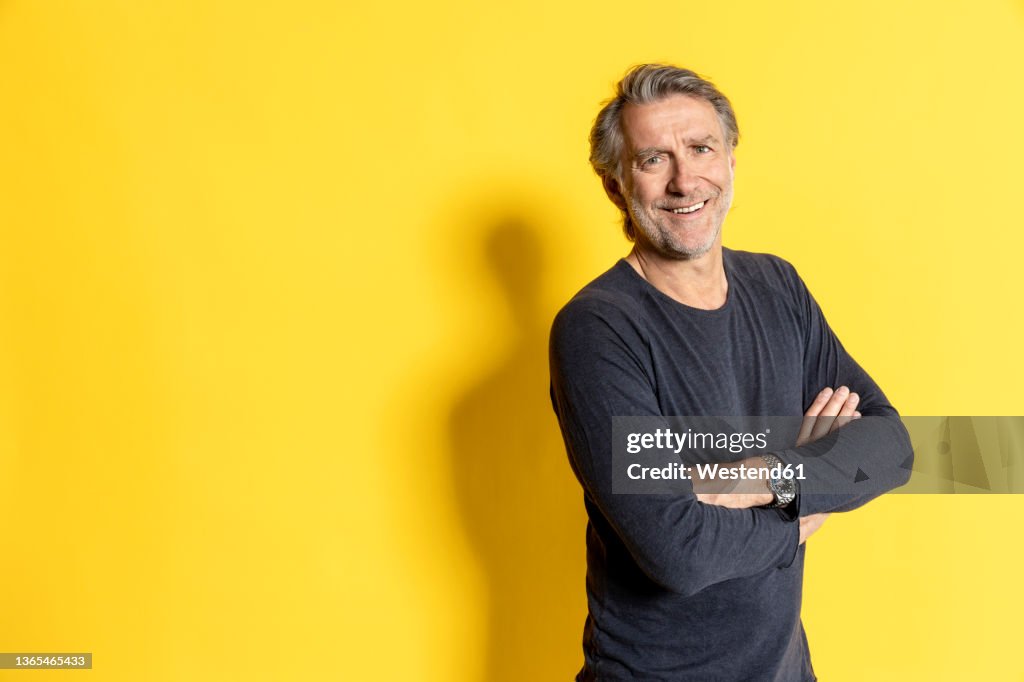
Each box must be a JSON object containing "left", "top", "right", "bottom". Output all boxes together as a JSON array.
[{"left": 667, "top": 200, "right": 706, "bottom": 214}]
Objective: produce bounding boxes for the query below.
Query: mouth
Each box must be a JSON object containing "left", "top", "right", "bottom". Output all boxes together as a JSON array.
[{"left": 662, "top": 199, "right": 708, "bottom": 217}]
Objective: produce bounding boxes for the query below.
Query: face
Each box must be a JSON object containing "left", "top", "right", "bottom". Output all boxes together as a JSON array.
[{"left": 606, "top": 94, "right": 736, "bottom": 260}]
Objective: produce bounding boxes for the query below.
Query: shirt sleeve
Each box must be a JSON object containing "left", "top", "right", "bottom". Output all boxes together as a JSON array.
[
  {"left": 549, "top": 298, "right": 800, "bottom": 598},
  {"left": 778, "top": 264, "right": 914, "bottom": 515}
]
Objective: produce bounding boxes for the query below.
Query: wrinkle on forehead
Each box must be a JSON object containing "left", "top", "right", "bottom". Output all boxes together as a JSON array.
[{"left": 620, "top": 95, "right": 725, "bottom": 154}]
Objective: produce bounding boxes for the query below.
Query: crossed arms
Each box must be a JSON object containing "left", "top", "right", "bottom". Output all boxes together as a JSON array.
[
  {"left": 693, "top": 385, "right": 864, "bottom": 544},
  {"left": 549, "top": 295, "right": 913, "bottom": 597}
]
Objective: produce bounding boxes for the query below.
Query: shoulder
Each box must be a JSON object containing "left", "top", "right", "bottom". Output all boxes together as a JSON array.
[
  {"left": 550, "top": 261, "right": 649, "bottom": 352},
  {"left": 725, "top": 247, "right": 801, "bottom": 287},
  {"left": 725, "top": 247, "right": 808, "bottom": 301}
]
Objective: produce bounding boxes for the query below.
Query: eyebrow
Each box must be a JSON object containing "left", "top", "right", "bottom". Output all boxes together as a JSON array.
[
  {"left": 632, "top": 147, "right": 667, "bottom": 161},
  {"left": 631, "top": 135, "right": 721, "bottom": 160}
]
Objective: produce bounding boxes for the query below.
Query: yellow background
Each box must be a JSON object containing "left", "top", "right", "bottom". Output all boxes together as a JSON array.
[{"left": 1, "top": 1, "right": 1022, "bottom": 680}]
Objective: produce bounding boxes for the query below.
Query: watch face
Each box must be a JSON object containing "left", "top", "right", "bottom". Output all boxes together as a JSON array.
[
  {"left": 772, "top": 477, "right": 795, "bottom": 502},
  {"left": 761, "top": 454, "right": 795, "bottom": 504}
]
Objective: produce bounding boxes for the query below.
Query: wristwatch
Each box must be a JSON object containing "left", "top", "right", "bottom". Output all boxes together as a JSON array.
[{"left": 760, "top": 453, "right": 796, "bottom": 508}]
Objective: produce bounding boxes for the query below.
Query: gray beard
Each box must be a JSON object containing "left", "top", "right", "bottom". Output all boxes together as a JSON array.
[{"left": 629, "top": 197, "right": 721, "bottom": 261}]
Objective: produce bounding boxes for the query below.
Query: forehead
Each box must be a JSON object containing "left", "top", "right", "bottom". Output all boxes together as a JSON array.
[{"left": 619, "top": 94, "right": 723, "bottom": 151}]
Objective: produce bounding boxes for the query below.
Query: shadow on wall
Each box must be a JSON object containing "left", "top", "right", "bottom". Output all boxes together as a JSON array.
[{"left": 449, "top": 218, "right": 587, "bottom": 681}]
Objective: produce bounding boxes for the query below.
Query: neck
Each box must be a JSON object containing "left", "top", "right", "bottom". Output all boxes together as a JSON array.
[{"left": 625, "top": 242, "right": 728, "bottom": 310}]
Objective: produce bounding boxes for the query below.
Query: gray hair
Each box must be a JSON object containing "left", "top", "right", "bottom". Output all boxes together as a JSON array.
[{"left": 589, "top": 64, "right": 739, "bottom": 240}]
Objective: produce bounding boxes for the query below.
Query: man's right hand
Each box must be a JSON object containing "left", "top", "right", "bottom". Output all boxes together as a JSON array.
[{"left": 796, "top": 386, "right": 861, "bottom": 447}]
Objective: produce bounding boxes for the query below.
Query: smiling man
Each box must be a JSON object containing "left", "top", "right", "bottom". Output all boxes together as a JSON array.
[
  {"left": 615, "top": 98, "right": 732, "bottom": 262},
  {"left": 549, "top": 65, "right": 912, "bottom": 681}
]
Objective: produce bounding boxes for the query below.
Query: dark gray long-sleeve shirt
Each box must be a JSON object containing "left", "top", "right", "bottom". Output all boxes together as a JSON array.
[{"left": 549, "top": 249, "right": 912, "bottom": 681}]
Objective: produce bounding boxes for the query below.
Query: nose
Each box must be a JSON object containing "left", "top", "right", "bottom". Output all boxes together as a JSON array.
[{"left": 667, "top": 157, "right": 699, "bottom": 196}]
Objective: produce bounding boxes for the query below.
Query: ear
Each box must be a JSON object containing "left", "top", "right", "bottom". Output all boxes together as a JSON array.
[
  {"left": 602, "top": 174, "right": 627, "bottom": 211},
  {"left": 730, "top": 150, "right": 736, "bottom": 171}
]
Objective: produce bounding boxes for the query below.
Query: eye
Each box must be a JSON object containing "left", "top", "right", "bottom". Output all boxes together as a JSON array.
[
  {"left": 641, "top": 155, "right": 663, "bottom": 167},
  {"left": 694, "top": 145, "right": 712, "bottom": 154}
]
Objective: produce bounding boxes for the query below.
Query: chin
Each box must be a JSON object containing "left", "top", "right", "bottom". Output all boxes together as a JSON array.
[
  {"left": 661, "top": 231, "right": 719, "bottom": 260},
  {"left": 667, "top": 244, "right": 714, "bottom": 260},
  {"left": 633, "top": 214, "right": 721, "bottom": 260}
]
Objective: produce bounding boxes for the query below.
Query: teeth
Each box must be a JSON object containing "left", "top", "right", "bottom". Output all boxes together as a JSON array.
[{"left": 671, "top": 201, "right": 706, "bottom": 214}]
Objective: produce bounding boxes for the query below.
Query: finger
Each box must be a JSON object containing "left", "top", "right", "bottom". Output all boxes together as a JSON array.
[
  {"left": 830, "top": 392, "right": 860, "bottom": 432},
  {"left": 854, "top": 410, "right": 862, "bottom": 418},
  {"left": 808, "top": 415, "right": 834, "bottom": 444},
  {"left": 838, "top": 392, "right": 859, "bottom": 417},
  {"left": 799, "top": 512, "right": 831, "bottom": 543},
  {"left": 819, "top": 386, "right": 850, "bottom": 417},
  {"left": 809, "top": 386, "right": 850, "bottom": 441},
  {"left": 796, "top": 415, "right": 815, "bottom": 446},
  {"left": 804, "top": 387, "right": 834, "bottom": 418},
  {"left": 798, "top": 388, "right": 833, "bottom": 446}
]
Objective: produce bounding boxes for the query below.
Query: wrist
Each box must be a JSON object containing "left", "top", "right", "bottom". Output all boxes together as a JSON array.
[{"left": 760, "top": 453, "right": 797, "bottom": 508}]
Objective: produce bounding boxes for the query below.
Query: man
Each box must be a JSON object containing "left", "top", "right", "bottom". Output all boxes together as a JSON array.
[{"left": 549, "top": 64, "right": 912, "bottom": 681}]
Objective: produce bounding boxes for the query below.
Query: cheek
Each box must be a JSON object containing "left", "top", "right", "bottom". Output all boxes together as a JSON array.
[
  {"left": 633, "top": 169, "right": 669, "bottom": 193},
  {"left": 631, "top": 178, "right": 657, "bottom": 198},
  {"left": 712, "top": 164, "right": 733, "bottom": 187}
]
